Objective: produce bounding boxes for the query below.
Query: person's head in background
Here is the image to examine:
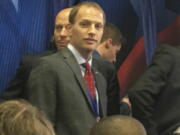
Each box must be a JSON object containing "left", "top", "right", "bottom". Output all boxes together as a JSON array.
[
  {"left": 53, "top": 8, "right": 72, "bottom": 50},
  {"left": 0, "top": 100, "right": 56, "bottom": 135},
  {"left": 89, "top": 115, "right": 147, "bottom": 135},
  {"left": 69, "top": 1, "right": 106, "bottom": 59},
  {"left": 96, "top": 23, "right": 126, "bottom": 63}
]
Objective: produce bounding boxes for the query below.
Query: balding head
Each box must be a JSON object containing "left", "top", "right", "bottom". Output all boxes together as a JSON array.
[
  {"left": 54, "top": 8, "right": 72, "bottom": 50},
  {"left": 90, "top": 115, "right": 147, "bottom": 135},
  {"left": 55, "top": 8, "right": 72, "bottom": 23}
]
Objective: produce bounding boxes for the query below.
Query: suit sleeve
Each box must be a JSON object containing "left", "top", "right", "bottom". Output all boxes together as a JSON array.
[
  {"left": 106, "top": 63, "right": 120, "bottom": 115},
  {"left": 128, "top": 45, "right": 174, "bottom": 135},
  {"left": 1, "top": 55, "right": 41, "bottom": 100},
  {"left": 26, "top": 60, "right": 57, "bottom": 125},
  {"left": 1, "top": 57, "right": 29, "bottom": 100}
]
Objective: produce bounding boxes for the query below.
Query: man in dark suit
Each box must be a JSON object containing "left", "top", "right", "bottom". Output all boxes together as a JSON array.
[
  {"left": 96, "top": 23, "right": 125, "bottom": 63},
  {"left": 129, "top": 44, "right": 180, "bottom": 135},
  {"left": 26, "top": 2, "right": 108, "bottom": 135},
  {"left": 0, "top": 7, "right": 72, "bottom": 99},
  {"left": 95, "top": 22, "right": 130, "bottom": 115},
  {"left": 53, "top": 7, "right": 72, "bottom": 50}
]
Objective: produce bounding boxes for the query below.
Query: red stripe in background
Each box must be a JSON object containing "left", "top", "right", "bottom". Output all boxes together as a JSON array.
[
  {"left": 158, "top": 16, "right": 180, "bottom": 45},
  {"left": 117, "top": 16, "right": 180, "bottom": 98},
  {"left": 117, "top": 37, "right": 146, "bottom": 99}
]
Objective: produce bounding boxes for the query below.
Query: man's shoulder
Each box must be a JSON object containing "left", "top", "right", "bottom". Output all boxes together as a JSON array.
[
  {"left": 40, "top": 48, "right": 70, "bottom": 62},
  {"left": 35, "top": 48, "right": 73, "bottom": 68},
  {"left": 21, "top": 50, "right": 56, "bottom": 63},
  {"left": 152, "top": 44, "right": 180, "bottom": 63},
  {"left": 93, "top": 55, "right": 115, "bottom": 70},
  {"left": 155, "top": 44, "right": 180, "bottom": 54}
]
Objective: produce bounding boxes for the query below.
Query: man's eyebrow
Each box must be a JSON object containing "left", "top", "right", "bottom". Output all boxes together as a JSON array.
[
  {"left": 80, "top": 19, "right": 91, "bottom": 22},
  {"left": 55, "top": 24, "right": 62, "bottom": 26},
  {"left": 80, "top": 19, "right": 102, "bottom": 23},
  {"left": 56, "top": 24, "right": 70, "bottom": 26}
]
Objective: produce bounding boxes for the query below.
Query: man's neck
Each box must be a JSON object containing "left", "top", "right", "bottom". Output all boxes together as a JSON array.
[
  {"left": 79, "top": 50, "right": 92, "bottom": 60},
  {"left": 71, "top": 44, "right": 93, "bottom": 60},
  {"left": 96, "top": 44, "right": 105, "bottom": 57},
  {"left": 68, "top": 44, "right": 93, "bottom": 61}
]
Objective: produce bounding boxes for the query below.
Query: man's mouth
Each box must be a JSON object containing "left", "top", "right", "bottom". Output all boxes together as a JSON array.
[
  {"left": 57, "top": 40, "right": 68, "bottom": 45},
  {"left": 84, "top": 38, "right": 97, "bottom": 44}
]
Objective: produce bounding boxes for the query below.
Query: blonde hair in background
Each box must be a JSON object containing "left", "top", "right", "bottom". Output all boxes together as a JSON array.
[{"left": 0, "top": 99, "right": 56, "bottom": 135}]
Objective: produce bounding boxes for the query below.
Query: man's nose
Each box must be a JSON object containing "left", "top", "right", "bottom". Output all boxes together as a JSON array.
[
  {"left": 88, "top": 25, "right": 96, "bottom": 36},
  {"left": 60, "top": 28, "right": 68, "bottom": 37},
  {"left": 116, "top": 46, "right": 121, "bottom": 53}
]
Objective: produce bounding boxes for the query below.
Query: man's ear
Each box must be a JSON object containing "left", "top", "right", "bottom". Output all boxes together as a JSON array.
[
  {"left": 105, "top": 38, "right": 112, "bottom": 48},
  {"left": 107, "top": 38, "right": 112, "bottom": 44},
  {"left": 68, "top": 24, "right": 73, "bottom": 35}
]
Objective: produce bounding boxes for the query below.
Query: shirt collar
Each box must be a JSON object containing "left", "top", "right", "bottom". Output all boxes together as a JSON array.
[{"left": 67, "top": 44, "right": 92, "bottom": 66}]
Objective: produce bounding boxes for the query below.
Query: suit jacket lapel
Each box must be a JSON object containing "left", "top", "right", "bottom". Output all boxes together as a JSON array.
[
  {"left": 92, "top": 60, "right": 107, "bottom": 117},
  {"left": 61, "top": 48, "right": 95, "bottom": 112}
]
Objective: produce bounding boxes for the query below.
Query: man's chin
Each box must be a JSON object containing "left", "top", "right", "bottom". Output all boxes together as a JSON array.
[
  {"left": 56, "top": 44, "right": 68, "bottom": 50},
  {"left": 84, "top": 46, "right": 96, "bottom": 53}
]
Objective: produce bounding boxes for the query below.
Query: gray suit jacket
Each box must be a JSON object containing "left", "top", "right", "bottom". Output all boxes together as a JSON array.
[{"left": 26, "top": 47, "right": 107, "bottom": 135}]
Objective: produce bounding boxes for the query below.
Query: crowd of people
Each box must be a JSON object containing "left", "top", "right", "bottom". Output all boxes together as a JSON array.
[{"left": 0, "top": 1, "right": 179, "bottom": 135}]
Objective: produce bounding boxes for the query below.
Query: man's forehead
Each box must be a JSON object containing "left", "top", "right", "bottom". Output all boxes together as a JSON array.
[
  {"left": 55, "top": 15, "right": 69, "bottom": 25},
  {"left": 55, "top": 21, "right": 70, "bottom": 26},
  {"left": 75, "top": 7, "right": 104, "bottom": 24},
  {"left": 55, "top": 8, "right": 71, "bottom": 23},
  {"left": 56, "top": 13, "right": 68, "bottom": 21},
  {"left": 79, "top": 19, "right": 104, "bottom": 25},
  {"left": 56, "top": 8, "right": 72, "bottom": 18}
]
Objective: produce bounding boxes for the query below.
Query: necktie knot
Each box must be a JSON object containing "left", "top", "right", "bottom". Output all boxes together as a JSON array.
[{"left": 82, "top": 62, "right": 91, "bottom": 72}]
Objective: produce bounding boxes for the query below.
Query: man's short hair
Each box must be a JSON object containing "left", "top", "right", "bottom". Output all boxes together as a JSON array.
[
  {"left": 0, "top": 100, "right": 55, "bottom": 135},
  {"left": 90, "top": 115, "right": 147, "bottom": 135},
  {"left": 101, "top": 23, "right": 126, "bottom": 47},
  {"left": 69, "top": 1, "right": 106, "bottom": 24}
]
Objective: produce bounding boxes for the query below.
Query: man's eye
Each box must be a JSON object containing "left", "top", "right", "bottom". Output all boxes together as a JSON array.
[
  {"left": 95, "top": 24, "right": 103, "bottom": 29},
  {"left": 55, "top": 26, "right": 63, "bottom": 31},
  {"left": 80, "top": 22, "right": 89, "bottom": 27},
  {"left": 65, "top": 24, "right": 71, "bottom": 29}
]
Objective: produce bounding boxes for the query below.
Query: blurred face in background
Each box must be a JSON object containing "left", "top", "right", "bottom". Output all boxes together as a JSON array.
[
  {"left": 54, "top": 8, "right": 72, "bottom": 50},
  {"left": 105, "top": 42, "right": 121, "bottom": 63}
]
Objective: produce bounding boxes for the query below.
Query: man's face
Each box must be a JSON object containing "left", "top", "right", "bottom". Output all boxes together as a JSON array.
[
  {"left": 105, "top": 44, "right": 121, "bottom": 62},
  {"left": 70, "top": 6, "right": 104, "bottom": 57},
  {"left": 54, "top": 9, "right": 71, "bottom": 50}
]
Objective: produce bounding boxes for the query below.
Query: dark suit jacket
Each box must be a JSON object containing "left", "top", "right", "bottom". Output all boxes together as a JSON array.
[
  {"left": 0, "top": 50, "right": 56, "bottom": 100},
  {"left": 93, "top": 54, "right": 120, "bottom": 115},
  {"left": 26, "top": 47, "right": 107, "bottom": 135},
  {"left": 129, "top": 44, "right": 180, "bottom": 135}
]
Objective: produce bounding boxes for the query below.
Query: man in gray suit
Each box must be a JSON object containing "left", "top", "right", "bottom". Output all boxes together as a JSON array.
[
  {"left": 1, "top": 6, "right": 125, "bottom": 116},
  {"left": 26, "top": 2, "right": 108, "bottom": 135}
]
